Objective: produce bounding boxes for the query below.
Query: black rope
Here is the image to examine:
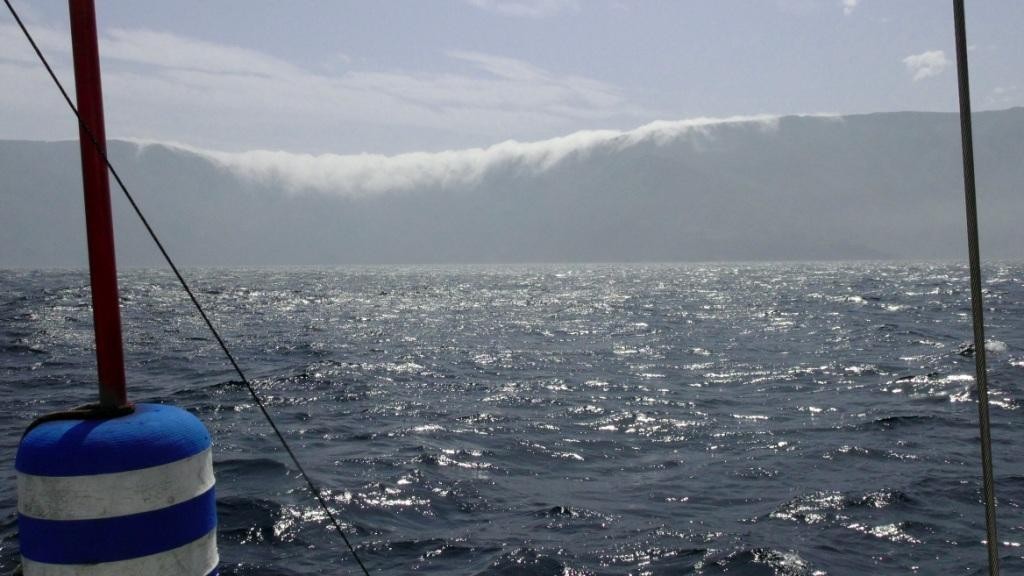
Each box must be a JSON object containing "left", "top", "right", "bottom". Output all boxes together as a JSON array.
[
  {"left": 952, "top": 1, "right": 999, "bottom": 574},
  {"left": 23, "top": 402, "right": 135, "bottom": 438},
  {"left": 3, "top": 2, "right": 372, "bottom": 573}
]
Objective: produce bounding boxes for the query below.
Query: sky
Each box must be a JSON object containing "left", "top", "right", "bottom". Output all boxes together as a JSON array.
[{"left": 1, "top": 0, "right": 1023, "bottom": 156}]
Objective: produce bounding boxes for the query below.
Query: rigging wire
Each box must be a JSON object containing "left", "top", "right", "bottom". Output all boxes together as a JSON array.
[
  {"left": 950, "top": 2, "right": 999, "bottom": 569},
  {"left": 952, "top": 2, "right": 1000, "bottom": 574},
  {"left": 2, "top": 2, "right": 372, "bottom": 574}
]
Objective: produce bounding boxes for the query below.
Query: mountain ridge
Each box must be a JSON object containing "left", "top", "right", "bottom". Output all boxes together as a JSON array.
[{"left": 1, "top": 108, "right": 1021, "bottom": 267}]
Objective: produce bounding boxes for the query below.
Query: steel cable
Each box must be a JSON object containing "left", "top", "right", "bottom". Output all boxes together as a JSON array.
[{"left": 952, "top": 1, "right": 999, "bottom": 574}]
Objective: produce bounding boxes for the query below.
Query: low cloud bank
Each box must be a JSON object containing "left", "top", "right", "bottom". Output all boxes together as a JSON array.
[{"left": 156, "top": 115, "right": 779, "bottom": 196}]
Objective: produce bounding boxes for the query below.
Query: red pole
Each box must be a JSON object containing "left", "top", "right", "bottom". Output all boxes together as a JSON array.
[{"left": 69, "top": 0, "right": 128, "bottom": 408}]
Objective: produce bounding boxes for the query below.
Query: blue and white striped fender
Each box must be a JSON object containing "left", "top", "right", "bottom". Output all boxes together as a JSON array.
[{"left": 16, "top": 403, "right": 218, "bottom": 575}]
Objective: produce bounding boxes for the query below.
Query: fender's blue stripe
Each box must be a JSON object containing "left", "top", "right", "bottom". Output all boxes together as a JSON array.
[
  {"left": 18, "top": 487, "right": 216, "bottom": 565},
  {"left": 17, "top": 404, "right": 211, "bottom": 476}
]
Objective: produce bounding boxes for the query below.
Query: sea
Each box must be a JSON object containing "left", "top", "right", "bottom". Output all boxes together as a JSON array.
[{"left": 1, "top": 263, "right": 1022, "bottom": 575}]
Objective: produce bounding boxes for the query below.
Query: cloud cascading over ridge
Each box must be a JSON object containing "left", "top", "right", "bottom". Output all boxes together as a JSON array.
[
  {"left": 157, "top": 115, "right": 781, "bottom": 197},
  {"left": 6, "top": 108, "right": 1024, "bottom": 267}
]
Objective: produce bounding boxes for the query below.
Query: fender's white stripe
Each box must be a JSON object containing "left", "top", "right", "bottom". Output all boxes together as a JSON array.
[
  {"left": 18, "top": 448, "right": 214, "bottom": 521},
  {"left": 21, "top": 528, "right": 217, "bottom": 576}
]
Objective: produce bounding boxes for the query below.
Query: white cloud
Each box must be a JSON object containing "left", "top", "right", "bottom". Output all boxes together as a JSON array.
[
  {"left": 101, "top": 28, "right": 305, "bottom": 77},
  {"left": 0, "top": 20, "right": 70, "bottom": 64},
  {"left": 902, "top": 50, "right": 949, "bottom": 81},
  {"left": 149, "top": 115, "right": 780, "bottom": 197},
  {"left": 462, "top": 0, "right": 579, "bottom": 18},
  {"left": 449, "top": 50, "right": 547, "bottom": 82},
  {"left": 447, "top": 50, "right": 624, "bottom": 110},
  {"left": 0, "top": 22, "right": 641, "bottom": 153},
  {"left": 842, "top": 0, "right": 859, "bottom": 16}
]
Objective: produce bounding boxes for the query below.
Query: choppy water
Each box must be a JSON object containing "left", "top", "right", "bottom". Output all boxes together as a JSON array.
[{"left": 1, "top": 263, "right": 1022, "bottom": 575}]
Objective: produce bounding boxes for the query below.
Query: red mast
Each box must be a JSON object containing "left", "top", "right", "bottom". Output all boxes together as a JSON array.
[{"left": 69, "top": 0, "right": 128, "bottom": 408}]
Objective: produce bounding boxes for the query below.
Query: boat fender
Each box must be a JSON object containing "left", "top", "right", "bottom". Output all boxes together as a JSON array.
[{"left": 15, "top": 403, "right": 218, "bottom": 575}]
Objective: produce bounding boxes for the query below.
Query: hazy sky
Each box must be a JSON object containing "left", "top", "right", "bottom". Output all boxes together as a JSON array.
[{"left": 2, "top": 1, "right": 1022, "bottom": 155}]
